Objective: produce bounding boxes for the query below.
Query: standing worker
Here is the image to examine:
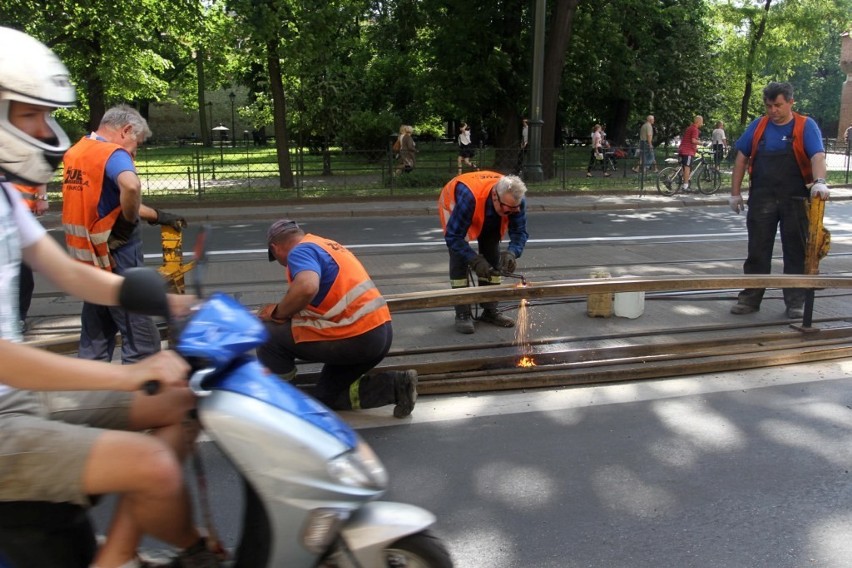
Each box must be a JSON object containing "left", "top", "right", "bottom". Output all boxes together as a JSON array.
[
  {"left": 728, "top": 81, "right": 829, "bottom": 319},
  {"left": 62, "top": 105, "right": 186, "bottom": 363},
  {"left": 438, "top": 170, "right": 528, "bottom": 334},
  {"left": 13, "top": 182, "right": 47, "bottom": 333},
  {"left": 258, "top": 219, "right": 417, "bottom": 418}
]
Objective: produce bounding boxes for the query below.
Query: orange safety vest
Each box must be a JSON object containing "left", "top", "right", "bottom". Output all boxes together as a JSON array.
[
  {"left": 289, "top": 234, "right": 391, "bottom": 343},
  {"left": 13, "top": 184, "right": 39, "bottom": 213},
  {"left": 61, "top": 137, "right": 124, "bottom": 271},
  {"left": 438, "top": 171, "right": 509, "bottom": 241},
  {"left": 748, "top": 112, "right": 813, "bottom": 184}
]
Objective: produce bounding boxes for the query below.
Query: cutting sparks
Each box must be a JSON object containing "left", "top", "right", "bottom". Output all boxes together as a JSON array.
[{"left": 514, "top": 298, "right": 537, "bottom": 367}]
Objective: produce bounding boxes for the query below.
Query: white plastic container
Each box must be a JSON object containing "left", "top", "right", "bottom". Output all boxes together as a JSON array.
[{"left": 613, "top": 290, "right": 645, "bottom": 318}]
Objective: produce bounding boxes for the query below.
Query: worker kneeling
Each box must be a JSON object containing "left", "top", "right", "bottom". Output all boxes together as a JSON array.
[
  {"left": 439, "top": 171, "right": 529, "bottom": 334},
  {"left": 258, "top": 220, "right": 417, "bottom": 418}
]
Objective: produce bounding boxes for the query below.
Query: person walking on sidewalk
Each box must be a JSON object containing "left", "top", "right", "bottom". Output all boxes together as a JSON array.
[
  {"left": 586, "top": 124, "right": 610, "bottom": 177},
  {"left": 728, "top": 81, "right": 829, "bottom": 319},
  {"left": 62, "top": 105, "right": 187, "bottom": 363},
  {"left": 633, "top": 115, "right": 656, "bottom": 173},
  {"left": 438, "top": 171, "right": 529, "bottom": 334},
  {"left": 258, "top": 219, "right": 417, "bottom": 418},
  {"left": 678, "top": 115, "right": 703, "bottom": 191},
  {"left": 457, "top": 122, "right": 476, "bottom": 173}
]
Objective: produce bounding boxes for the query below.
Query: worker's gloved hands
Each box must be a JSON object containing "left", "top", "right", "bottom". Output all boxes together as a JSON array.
[
  {"left": 108, "top": 214, "right": 139, "bottom": 251},
  {"left": 257, "top": 303, "right": 287, "bottom": 324},
  {"left": 469, "top": 254, "right": 493, "bottom": 279},
  {"left": 729, "top": 195, "right": 745, "bottom": 214},
  {"left": 810, "top": 182, "right": 830, "bottom": 200},
  {"left": 499, "top": 251, "right": 517, "bottom": 273},
  {"left": 149, "top": 209, "right": 188, "bottom": 230}
]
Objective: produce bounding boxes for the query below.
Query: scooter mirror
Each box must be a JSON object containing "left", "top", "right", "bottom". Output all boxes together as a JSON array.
[{"left": 118, "top": 267, "right": 170, "bottom": 317}]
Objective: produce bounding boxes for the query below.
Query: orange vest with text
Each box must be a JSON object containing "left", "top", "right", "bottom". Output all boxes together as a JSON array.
[
  {"left": 748, "top": 112, "right": 813, "bottom": 184},
  {"left": 289, "top": 234, "right": 392, "bottom": 343},
  {"left": 13, "top": 184, "right": 39, "bottom": 213},
  {"left": 438, "top": 171, "right": 509, "bottom": 240},
  {"left": 62, "top": 137, "right": 124, "bottom": 271}
]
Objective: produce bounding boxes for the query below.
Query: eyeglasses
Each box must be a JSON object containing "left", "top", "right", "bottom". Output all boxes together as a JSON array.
[{"left": 494, "top": 191, "right": 521, "bottom": 212}]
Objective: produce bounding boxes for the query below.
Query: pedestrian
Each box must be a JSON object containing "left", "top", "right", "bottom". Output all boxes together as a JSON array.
[
  {"left": 586, "top": 124, "right": 610, "bottom": 177},
  {"left": 438, "top": 171, "right": 529, "bottom": 334},
  {"left": 257, "top": 219, "right": 418, "bottom": 418},
  {"left": 62, "top": 104, "right": 187, "bottom": 363},
  {"left": 633, "top": 115, "right": 656, "bottom": 173},
  {"left": 711, "top": 120, "right": 728, "bottom": 171},
  {"left": 457, "top": 122, "right": 476, "bottom": 173},
  {"left": 678, "top": 115, "right": 704, "bottom": 191},
  {"left": 845, "top": 122, "right": 852, "bottom": 154},
  {"left": 728, "top": 81, "right": 829, "bottom": 319},
  {"left": 13, "top": 182, "right": 47, "bottom": 333},
  {"left": 0, "top": 26, "right": 218, "bottom": 568},
  {"left": 395, "top": 124, "right": 416, "bottom": 174},
  {"left": 516, "top": 118, "right": 529, "bottom": 175}
]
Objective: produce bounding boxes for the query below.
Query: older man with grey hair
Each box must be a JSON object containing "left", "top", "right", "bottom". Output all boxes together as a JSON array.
[
  {"left": 438, "top": 171, "right": 529, "bottom": 334},
  {"left": 62, "top": 104, "right": 187, "bottom": 362}
]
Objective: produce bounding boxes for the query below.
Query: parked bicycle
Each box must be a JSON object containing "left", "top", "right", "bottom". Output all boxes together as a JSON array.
[{"left": 656, "top": 149, "right": 721, "bottom": 196}]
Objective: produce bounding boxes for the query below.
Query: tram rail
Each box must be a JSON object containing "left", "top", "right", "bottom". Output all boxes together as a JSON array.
[{"left": 28, "top": 273, "right": 852, "bottom": 395}]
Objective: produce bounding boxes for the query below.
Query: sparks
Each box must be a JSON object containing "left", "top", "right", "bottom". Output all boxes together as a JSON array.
[{"left": 517, "top": 356, "right": 537, "bottom": 368}]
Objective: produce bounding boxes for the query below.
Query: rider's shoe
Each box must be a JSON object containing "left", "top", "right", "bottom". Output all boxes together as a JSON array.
[{"left": 172, "top": 538, "right": 222, "bottom": 568}]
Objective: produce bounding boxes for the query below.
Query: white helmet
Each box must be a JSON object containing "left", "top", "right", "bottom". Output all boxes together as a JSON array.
[{"left": 0, "top": 27, "right": 75, "bottom": 185}]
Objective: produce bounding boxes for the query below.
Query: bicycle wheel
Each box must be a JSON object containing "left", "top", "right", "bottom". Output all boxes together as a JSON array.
[
  {"left": 696, "top": 165, "right": 722, "bottom": 195},
  {"left": 656, "top": 167, "right": 681, "bottom": 196}
]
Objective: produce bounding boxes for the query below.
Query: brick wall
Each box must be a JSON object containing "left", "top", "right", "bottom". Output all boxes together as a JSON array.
[{"left": 146, "top": 88, "right": 256, "bottom": 144}]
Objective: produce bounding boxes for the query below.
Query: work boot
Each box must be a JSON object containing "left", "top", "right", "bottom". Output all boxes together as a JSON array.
[
  {"left": 455, "top": 313, "right": 475, "bottom": 334},
  {"left": 730, "top": 303, "right": 759, "bottom": 315},
  {"left": 393, "top": 370, "right": 418, "bottom": 418},
  {"left": 786, "top": 306, "right": 804, "bottom": 319},
  {"left": 478, "top": 309, "right": 515, "bottom": 328}
]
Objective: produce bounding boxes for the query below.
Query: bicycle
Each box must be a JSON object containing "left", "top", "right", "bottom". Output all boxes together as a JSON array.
[{"left": 656, "top": 149, "right": 721, "bottom": 196}]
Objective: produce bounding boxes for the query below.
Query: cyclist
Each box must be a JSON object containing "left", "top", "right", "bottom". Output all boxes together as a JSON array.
[{"left": 678, "top": 115, "right": 703, "bottom": 191}]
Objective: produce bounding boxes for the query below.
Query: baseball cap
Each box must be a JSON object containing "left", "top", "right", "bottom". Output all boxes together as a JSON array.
[{"left": 267, "top": 219, "right": 300, "bottom": 261}]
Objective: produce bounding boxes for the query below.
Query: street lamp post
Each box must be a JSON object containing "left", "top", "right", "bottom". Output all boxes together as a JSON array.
[
  {"left": 229, "top": 92, "right": 236, "bottom": 147},
  {"left": 212, "top": 124, "right": 229, "bottom": 166}
]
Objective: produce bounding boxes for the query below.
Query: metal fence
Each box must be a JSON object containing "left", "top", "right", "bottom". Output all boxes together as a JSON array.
[{"left": 50, "top": 138, "right": 850, "bottom": 201}]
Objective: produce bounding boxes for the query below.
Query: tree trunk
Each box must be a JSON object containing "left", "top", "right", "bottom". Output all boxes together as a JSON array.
[
  {"left": 739, "top": 0, "right": 772, "bottom": 127},
  {"left": 196, "top": 48, "right": 211, "bottom": 147},
  {"left": 541, "top": 0, "right": 580, "bottom": 177},
  {"left": 85, "top": 39, "right": 105, "bottom": 132},
  {"left": 266, "top": 39, "right": 294, "bottom": 189}
]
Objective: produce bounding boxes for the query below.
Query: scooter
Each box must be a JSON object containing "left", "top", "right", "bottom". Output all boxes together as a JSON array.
[{"left": 0, "top": 228, "right": 453, "bottom": 568}]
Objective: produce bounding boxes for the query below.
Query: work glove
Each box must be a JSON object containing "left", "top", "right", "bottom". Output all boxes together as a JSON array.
[
  {"left": 469, "top": 254, "right": 493, "bottom": 279},
  {"left": 149, "top": 208, "right": 188, "bottom": 230},
  {"left": 108, "top": 214, "right": 139, "bottom": 251},
  {"left": 729, "top": 195, "right": 744, "bottom": 214},
  {"left": 810, "top": 182, "right": 829, "bottom": 200},
  {"left": 499, "top": 251, "right": 517, "bottom": 273},
  {"left": 257, "top": 303, "right": 287, "bottom": 324}
]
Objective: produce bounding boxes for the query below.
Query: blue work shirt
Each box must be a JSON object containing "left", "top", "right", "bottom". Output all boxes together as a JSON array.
[{"left": 287, "top": 242, "right": 340, "bottom": 307}]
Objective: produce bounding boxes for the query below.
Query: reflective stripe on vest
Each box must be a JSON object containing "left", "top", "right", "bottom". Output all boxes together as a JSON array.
[
  {"left": 62, "top": 137, "right": 123, "bottom": 271},
  {"left": 13, "top": 184, "right": 38, "bottom": 213},
  {"left": 290, "top": 234, "right": 392, "bottom": 343},
  {"left": 748, "top": 112, "right": 813, "bottom": 184},
  {"left": 438, "top": 171, "right": 509, "bottom": 241}
]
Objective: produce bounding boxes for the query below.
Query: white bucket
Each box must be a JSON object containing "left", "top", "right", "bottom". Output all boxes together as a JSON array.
[{"left": 613, "top": 290, "right": 645, "bottom": 318}]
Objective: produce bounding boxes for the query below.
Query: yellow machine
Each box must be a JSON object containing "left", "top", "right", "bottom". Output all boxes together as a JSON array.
[{"left": 157, "top": 225, "right": 195, "bottom": 293}]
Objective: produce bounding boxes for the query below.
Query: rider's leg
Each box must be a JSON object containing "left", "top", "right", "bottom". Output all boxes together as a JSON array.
[
  {"left": 682, "top": 165, "right": 691, "bottom": 188},
  {"left": 84, "top": 430, "right": 202, "bottom": 568}
]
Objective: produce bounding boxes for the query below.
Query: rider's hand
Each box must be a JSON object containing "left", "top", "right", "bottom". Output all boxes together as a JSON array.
[
  {"left": 811, "top": 182, "right": 829, "bottom": 200},
  {"left": 499, "top": 251, "right": 517, "bottom": 273},
  {"left": 729, "top": 195, "right": 744, "bottom": 214},
  {"left": 167, "top": 293, "right": 197, "bottom": 319},
  {"left": 469, "top": 255, "right": 493, "bottom": 279},
  {"left": 127, "top": 350, "right": 190, "bottom": 391}
]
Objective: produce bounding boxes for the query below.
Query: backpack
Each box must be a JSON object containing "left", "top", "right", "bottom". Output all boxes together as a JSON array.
[{"left": 392, "top": 138, "right": 401, "bottom": 153}]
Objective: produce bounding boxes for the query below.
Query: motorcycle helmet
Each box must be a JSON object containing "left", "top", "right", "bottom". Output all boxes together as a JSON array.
[{"left": 0, "top": 26, "right": 75, "bottom": 184}]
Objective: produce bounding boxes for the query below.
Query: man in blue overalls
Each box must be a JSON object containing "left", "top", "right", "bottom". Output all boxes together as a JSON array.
[{"left": 728, "top": 82, "right": 829, "bottom": 319}]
